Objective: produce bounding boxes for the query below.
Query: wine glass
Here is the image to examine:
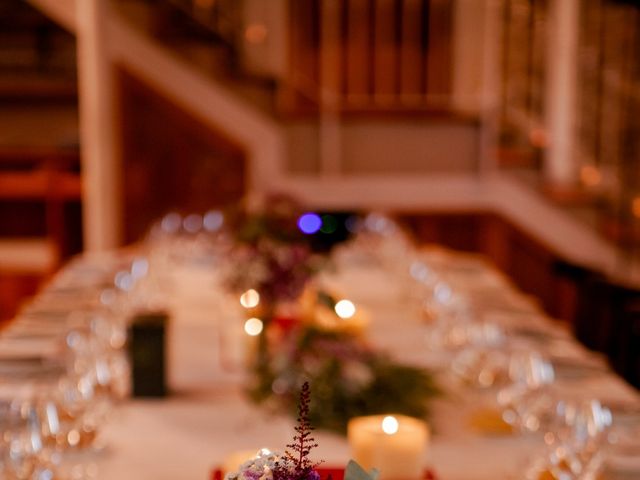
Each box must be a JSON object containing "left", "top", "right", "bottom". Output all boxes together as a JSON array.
[
  {"left": 524, "top": 398, "right": 613, "bottom": 480},
  {"left": 0, "top": 379, "right": 61, "bottom": 480},
  {"left": 497, "top": 349, "right": 556, "bottom": 433}
]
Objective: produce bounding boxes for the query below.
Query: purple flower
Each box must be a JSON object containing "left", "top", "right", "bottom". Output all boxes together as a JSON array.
[{"left": 307, "top": 470, "right": 321, "bottom": 480}]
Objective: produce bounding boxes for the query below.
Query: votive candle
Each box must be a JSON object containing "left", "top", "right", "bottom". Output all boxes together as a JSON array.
[{"left": 347, "top": 414, "right": 429, "bottom": 480}]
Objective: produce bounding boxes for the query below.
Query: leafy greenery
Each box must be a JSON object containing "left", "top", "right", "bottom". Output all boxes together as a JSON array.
[
  {"left": 248, "top": 325, "right": 439, "bottom": 434},
  {"left": 316, "top": 291, "right": 337, "bottom": 310}
]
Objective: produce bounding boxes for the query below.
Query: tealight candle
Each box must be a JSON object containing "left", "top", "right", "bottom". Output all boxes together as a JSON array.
[{"left": 347, "top": 414, "right": 429, "bottom": 480}]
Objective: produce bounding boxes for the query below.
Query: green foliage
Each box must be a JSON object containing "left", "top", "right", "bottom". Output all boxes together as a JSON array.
[
  {"left": 248, "top": 325, "right": 439, "bottom": 434},
  {"left": 316, "top": 291, "right": 337, "bottom": 310},
  {"left": 305, "top": 356, "right": 438, "bottom": 434}
]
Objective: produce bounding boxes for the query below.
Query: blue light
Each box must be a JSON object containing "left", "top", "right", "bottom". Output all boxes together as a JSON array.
[{"left": 298, "top": 212, "right": 322, "bottom": 234}]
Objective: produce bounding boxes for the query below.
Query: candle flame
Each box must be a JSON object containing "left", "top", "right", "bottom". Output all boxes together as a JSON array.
[
  {"left": 244, "top": 318, "right": 264, "bottom": 336},
  {"left": 382, "top": 415, "right": 399, "bottom": 435},
  {"left": 335, "top": 299, "right": 356, "bottom": 319},
  {"left": 240, "top": 289, "right": 260, "bottom": 308}
]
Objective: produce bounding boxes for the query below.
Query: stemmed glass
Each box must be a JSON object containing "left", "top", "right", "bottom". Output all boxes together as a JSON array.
[
  {"left": 0, "top": 396, "right": 50, "bottom": 479},
  {"left": 497, "top": 350, "right": 556, "bottom": 433},
  {"left": 0, "top": 368, "right": 66, "bottom": 480},
  {"left": 61, "top": 321, "right": 129, "bottom": 448},
  {"left": 524, "top": 398, "right": 613, "bottom": 479}
]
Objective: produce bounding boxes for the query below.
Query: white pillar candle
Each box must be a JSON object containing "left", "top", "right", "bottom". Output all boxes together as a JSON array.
[{"left": 348, "top": 414, "right": 429, "bottom": 480}]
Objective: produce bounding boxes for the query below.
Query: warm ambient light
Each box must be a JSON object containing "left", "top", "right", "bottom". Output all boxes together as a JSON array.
[
  {"left": 632, "top": 197, "right": 640, "bottom": 219},
  {"left": 240, "top": 289, "right": 260, "bottom": 308},
  {"left": 334, "top": 299, "right": 356, "bottom": 319},
  {"left": 245, "top": 24, "right": 268, "bottom": 44},
  {"left": 381, "top": 415, "right": 399, "bottom": 435},
  {"left": 244, "top": 318, "right": 264, "bottom": 336},
  {"left": 580, "top": 164, "right": 602, "bottom": 187},
  {"left": 529, "top": 128, "right": 547, "bottom": 148}
]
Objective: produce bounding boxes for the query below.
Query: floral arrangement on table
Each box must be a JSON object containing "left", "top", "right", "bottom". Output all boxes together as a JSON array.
[
  {"left": 250, "top": 310, "right": 438, "bottom": 433},
  {"left": 220, "top": 195, "right": 328, "bottom": 401},
  {"left": 222, "top": 194, "right": 324, "bottom": 304},
  {"left": 221, "top": 196, "right": 438, "bottom": 434},
  {"left": 225, "top": 382, "right": 378, "bottom": 480}
]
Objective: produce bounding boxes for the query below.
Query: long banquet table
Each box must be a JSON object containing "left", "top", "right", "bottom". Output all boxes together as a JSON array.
[{"left": 1, "top": 242, "right": 639, "bottom": 480}]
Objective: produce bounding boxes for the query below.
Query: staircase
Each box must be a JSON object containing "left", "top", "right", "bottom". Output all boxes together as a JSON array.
[
  {"left": 6, "top": 0, "right": 637, "bottom": 315},
  {"left": 114, "top": 0, "right": 278, "bottom": 115},
  {"left": 112, "top": 0, "right": 479, "bottom": 176},
  {"left": 2, "top": 1, "right": 482, "bottom": 238}
]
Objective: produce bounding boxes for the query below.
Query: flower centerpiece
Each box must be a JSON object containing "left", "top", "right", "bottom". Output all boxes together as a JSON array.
[
  {"left": 221, "top": 197, "right": 438, "bottom": 434},
  {"left": 225, "top": 382, "right": 379, "bottom": 480},
  {"left": 223, "top": 194, "right": 322, "bottom": 306},
  {"left": 221, "top": 195, "right": 327, "bottom": 403},
  {"left": 251, "top": 319, "right": 438, "bottom": 434}
]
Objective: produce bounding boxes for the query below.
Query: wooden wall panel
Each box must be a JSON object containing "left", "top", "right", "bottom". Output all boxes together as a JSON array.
[
  {"left": 117, "top": 69, "right": 247, "bottom": 243},
  {"left": 477, "top": 213, "right": 511, "bottom": 272},
  {"left": 281, "top": 0, "right": 321, "bottom": 109},
  {"left": 399, "top": 0, "right": 425, "bottom": 100},
  {"left": 425, "top": 0, "right": 453, "bottom": 98},
  {"left": 344, "top": 0, "right": 372, "bottom": 104},
  {"left": 373, "top": 0, "right": 399, "bottom": 101},
  {"left": 282, "top": 0, "right": 454, "bottom": 112},
  {"left": 507, "top": 232, "right": 556, "bottom": 310}
]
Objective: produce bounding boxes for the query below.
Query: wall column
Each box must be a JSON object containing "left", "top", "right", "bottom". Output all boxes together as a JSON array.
[
  {"left": 544, "top": 0, "right": 580, "bottom": 187},
  {"left": 478, "top": 0, "right": 504, "bottom": 174},
  {"left": 76, "top": 0, "right": 122, "bottom": 250}
]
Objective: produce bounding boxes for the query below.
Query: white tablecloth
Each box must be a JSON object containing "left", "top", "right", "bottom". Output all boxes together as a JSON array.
[
  {"left": 3, "top": 247, "right": 638, "bottom": 480},
  {"left": 103, "top": 251, "right": 638, "bottom": 479}
]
